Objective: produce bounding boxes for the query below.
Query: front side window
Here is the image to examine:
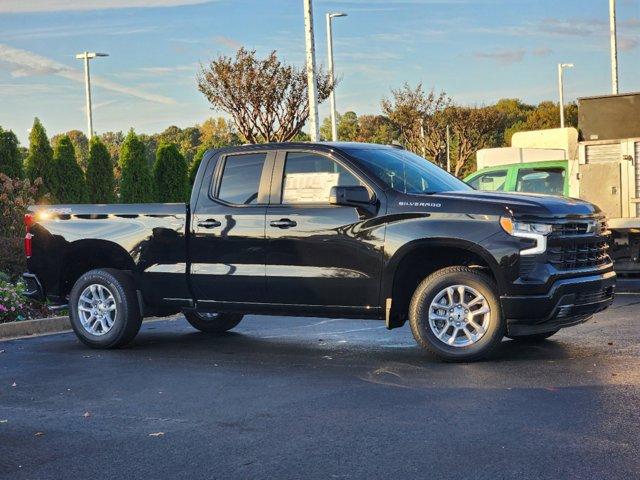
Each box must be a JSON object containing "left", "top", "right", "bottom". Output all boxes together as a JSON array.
[
  {"left": 217, "top": 153, "right": 266, "bottom": 205},
  {"left": 281, "top": 152, "right": 362, "bottom": 204},
  {"left": 344, "top": 147, "right": 470, "bottom": 194},
  {"left": 515, "top": 168, "right": 565, "bottom": 195},
  {"left": 467, "top": 170, "right": 508, "bottom": 191}
]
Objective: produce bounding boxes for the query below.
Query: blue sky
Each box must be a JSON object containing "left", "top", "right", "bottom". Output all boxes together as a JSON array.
[{"left": 0, "top": 0, "right": 638, "bottom": 144}]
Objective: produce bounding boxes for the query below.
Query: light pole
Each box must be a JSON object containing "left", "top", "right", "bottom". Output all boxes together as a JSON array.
[
  {"left": 75, "top": 51, "right": 108, "bottom": 139},
  {"left": 326, "top": 12, "right": 347, "bottom": 142},
  {"left": 303, "top": 0, "right": 320, "bottom": 142},
  {"left": 609, "top": 0, "right": 619, "bottom": 94},
  {"left": 557, "top": 63, "right": 574, "bottom": 128}
]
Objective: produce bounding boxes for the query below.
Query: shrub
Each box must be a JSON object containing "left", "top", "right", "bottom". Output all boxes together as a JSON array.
[
  {"left": 86, "top": 137, "right": 116, "bottom": 203},
  {"left": 24, "top": 118, "right": 56, "bottom": 202},
  {"left": 53, "top": 135, "right": 87, "bottom": 203},
  {"left": 189, "top": 144, "right": 209, "bottom": 185},
  {"left": 153, "top": 143, "right": 188, "bottom": 202},
  {"left": 0, "top": 174, "right": 43, "bottom": 279},
  {"left": 0, "top": 126, "right": 22, "bottom": 178},
  {"left": 119, "top": 130, "right": 153, "bottom": 203},
  {"left": 0, "top": 280, "right": 49, "bottom": 323}
]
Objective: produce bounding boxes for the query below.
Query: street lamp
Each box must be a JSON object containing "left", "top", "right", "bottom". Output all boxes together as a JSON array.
[
  {"left": 557, "top": 63, "right": 574, "bottom": 128},
  {"left": 75, "top": 52, "right": 108, "bottom": 139},
  {"left": 326, "top": 12, "right": 347, "bottom": 142}
]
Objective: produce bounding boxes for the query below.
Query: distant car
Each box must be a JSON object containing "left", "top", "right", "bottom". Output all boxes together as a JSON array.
[{"left": 465, "top": 160, "right": 569, "bottom": 196}]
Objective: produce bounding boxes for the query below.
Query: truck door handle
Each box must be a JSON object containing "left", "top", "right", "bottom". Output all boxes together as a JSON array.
[
  {"left": 197, "top": 219, "right": 222, "bottom": 229},
  {"left": 269, "top": 219, "right": 297, "bottom": 229}
]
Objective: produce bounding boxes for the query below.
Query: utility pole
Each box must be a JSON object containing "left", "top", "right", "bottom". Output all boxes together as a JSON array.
[
  {"left": 609, "top": 0, "right": 619, "bottom": 94},
  {"left": 446, "top": 124, "right": 451, "bottom": 173},
  {"left": 303, "top": 0, "right": 320, "bottom": 142},
  {"left": 75, "top": 52, "right": 108, "bottom": 139},
  {"left": 557, "top": 63, "right": 574, "bottom": 128},
  {"left": 326, "top": 12, "right": 347, "bottom": 142}
]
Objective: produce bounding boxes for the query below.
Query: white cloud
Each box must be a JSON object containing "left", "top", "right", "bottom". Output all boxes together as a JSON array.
[
  {"left": 0, "top": 44, "right": 176, "bottom": 105},
  {"left": 0, "top": 0, "right": 213, "bottom": 14},
  {"left": 474, "top": 49, "right": 526, "bottom": 65}
]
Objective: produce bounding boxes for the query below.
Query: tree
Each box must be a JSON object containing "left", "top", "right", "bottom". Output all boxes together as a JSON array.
[
  {"left": 357, "top": 115, "right": 399, "bottom": 144},
  {"left": 188, "top": 144, "right": 209, "bottom": 185},
  {"left": 493, "top": 98, "right": 534, "bottom": 146},
  {"left": 52, "top": 130, "right": 89, "bottom": 170},
  {"left": 119, "top": 130, "right": 153, "bottom": 203},
  {"left": 199, "top": 117, "right": 239, "bottom": 147},
  {"left": 446, "top": 105, "right": 506, "bottom": 177},
  {"left": 0, "top": 126, "right": 22, "bottom": 178},
  {"left": 153, "top": 143, "right": 188, "bottom": 202},
  {"left": 320, "top": 111, "right": 360, "bottom": 141},
  {"left": 86, "top": 137, "right": 116, "bottom": 203},
  {"left": 382, "top": 83, "right": 450, "bottom": 165},
  {"left": 24, "top": 118, "right": 56, "bottom": 200},
  {"left": 53, "top": 135, "right": 87, "bottom": 203},
  {"left": 197, "top": 48, "right": 334, "bottom": 143}
]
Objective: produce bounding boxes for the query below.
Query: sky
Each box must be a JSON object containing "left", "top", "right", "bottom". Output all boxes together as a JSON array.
[{"left": 0, "top": 0, "right": 638, "bottom": 144}]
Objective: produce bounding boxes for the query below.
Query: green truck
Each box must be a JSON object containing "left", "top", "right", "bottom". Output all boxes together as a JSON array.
[{"left": 464, "top": 160, "right": 569, "bottom": 197}]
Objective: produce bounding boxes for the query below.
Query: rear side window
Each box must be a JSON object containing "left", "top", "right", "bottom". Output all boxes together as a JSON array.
[
  {"left": 467, "top": 170, "right": 507, "bottom": 191},
  {"left": 515, "top": 168, "right": 565, "bottom": 195},
  {"left": 217, "top": 153, "right": 266, "bottom": 205},
  {"left": 281, "top": 152, "right": 362, "bottom": 204}
]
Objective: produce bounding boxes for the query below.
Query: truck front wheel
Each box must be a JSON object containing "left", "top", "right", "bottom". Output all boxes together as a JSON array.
[
  {"left": 184, "top": 311, "right": 243, "bottom": 333},
  {"left": 69, "top": 268, "right": 142, "bottom": 349},
  {"left": 409, "top": 266, "right": 505, "bottom": 362}
]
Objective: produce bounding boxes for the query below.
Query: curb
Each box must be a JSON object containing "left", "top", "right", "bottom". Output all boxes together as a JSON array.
[{"left": 0, "top": 316, "right": 71, "bottom": 340}]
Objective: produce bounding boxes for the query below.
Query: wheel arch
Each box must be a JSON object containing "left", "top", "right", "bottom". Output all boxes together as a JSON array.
[
  {"left": 382, "top": 238, "right": 504, "bottom": 328},
  {"left": 58, "top": 239, "right": 136, "bottom": 300}
]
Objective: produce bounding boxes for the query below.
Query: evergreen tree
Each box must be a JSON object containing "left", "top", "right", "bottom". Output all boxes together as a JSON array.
[
  {"left": 53, "top": 135, "right": 86, "bottom": 203},
  {"left": 24, "top": 118, "right": 56, "bottom": 199},
  {"left": 119, "top": 129, "right": 153, "bottom": 203},
  {"left": 86, "top": 137, "right": 115, "bottom": 203},
  {"left": 188, "top": 144, "right": 209, "bottom": 185},
  {"left": 0, "top": 126, "right": 22, "bottom": 178},
  {"left": 153, "top": 142, "right": 188, "bottom": 202}
]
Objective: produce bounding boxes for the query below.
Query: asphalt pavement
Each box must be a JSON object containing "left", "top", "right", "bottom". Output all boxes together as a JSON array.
[{"left": 1, "top": 295, "right": 639, "bottom": 480}]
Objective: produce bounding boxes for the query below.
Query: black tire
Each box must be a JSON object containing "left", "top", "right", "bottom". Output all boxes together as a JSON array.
[
  {"left": 507, "top": 330, "right": 559, "bottom": 342},
  {"left": 409, "top": 266, "right": 505, "bottom": 362},
  {"left": 69, "top": 268, "right": 142, "bottom": 349},
  {"left": 184, "top": 311, "right": 243, "bottom": 333}
]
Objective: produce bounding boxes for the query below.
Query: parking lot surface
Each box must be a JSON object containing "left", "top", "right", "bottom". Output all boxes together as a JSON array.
[{"left": 1, "top": 295, "right": 639, "bottom": 479}]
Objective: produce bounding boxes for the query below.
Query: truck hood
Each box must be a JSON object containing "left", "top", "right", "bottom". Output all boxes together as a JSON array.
[{"left": 394, "top": 190, "right": 601, "bottom": 219}]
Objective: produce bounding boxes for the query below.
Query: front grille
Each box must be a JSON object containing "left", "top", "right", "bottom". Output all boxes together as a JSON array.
[
  {"left": 551, "top": 220, "right": 608, "bottom": 236},
  {"left": 548, "top": 239, "right": 610, "bottom": 270}
]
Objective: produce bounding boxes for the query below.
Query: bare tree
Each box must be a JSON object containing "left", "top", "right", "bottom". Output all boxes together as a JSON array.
[
  {"left": 197, "top": 48, "right": 334, "bottom": 143},
  {"left": 381, "top": 83, "right": 450, "bottom": 165},
  {"left": 446, "top": 106, "right": 505, "bottom": 177}
]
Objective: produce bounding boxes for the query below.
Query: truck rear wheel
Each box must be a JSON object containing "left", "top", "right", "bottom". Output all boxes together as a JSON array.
[
  {"left": 69, "top": 268, "right": 142, "bottom": 349},
  {"left": 409, "top": 266, "right": 505, "bottom": 362},
  {"left": 184, "top": 311, "right": 243, "bottom": 333}
]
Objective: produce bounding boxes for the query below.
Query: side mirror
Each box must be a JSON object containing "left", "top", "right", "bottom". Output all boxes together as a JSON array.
[
  {"left": 329, "top": 185, "right": 377, "bottom": 217},
  {"left": 329, "top": 185, "right": 373, "bottom": 206}
]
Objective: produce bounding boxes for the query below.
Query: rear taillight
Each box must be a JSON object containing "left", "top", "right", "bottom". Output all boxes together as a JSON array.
[{"left": 24, "top": 213, "right": 34, "bottom": 258}]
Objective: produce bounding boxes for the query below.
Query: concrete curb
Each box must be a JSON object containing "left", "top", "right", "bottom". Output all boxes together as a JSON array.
[{"left": 0, "top": 316, "right": 71, "bottom": 340}]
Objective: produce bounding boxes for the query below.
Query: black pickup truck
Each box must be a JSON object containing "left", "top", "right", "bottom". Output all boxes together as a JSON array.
[{"left": 23, "top": 142, "right": 615, "bottom": 361}]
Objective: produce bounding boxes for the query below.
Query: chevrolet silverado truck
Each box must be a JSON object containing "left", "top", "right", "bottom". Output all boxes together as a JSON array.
[{"left": 22, "top": 142, "right": 616, "bottom": 361}]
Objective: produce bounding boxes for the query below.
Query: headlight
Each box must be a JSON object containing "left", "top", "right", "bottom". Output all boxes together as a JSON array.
[{"left": 500, "top": 217, "right": 551, "bottom": 256}]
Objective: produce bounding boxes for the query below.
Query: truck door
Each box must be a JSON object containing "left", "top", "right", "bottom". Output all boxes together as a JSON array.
[
  {"left": 190, "top": 150, "right": 274, "bottom": 305},
  {"left": 264, "top": 149, "right": 384, "bottom": 309}
]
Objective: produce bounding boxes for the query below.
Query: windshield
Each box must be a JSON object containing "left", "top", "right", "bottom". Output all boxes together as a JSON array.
[{"left": 345, "top": 148, "right": 471, "bottom": 194}]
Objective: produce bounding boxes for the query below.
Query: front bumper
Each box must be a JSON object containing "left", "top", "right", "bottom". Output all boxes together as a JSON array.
[{"left": 501, "top": 270, "right": 616, "bottom": 336}]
